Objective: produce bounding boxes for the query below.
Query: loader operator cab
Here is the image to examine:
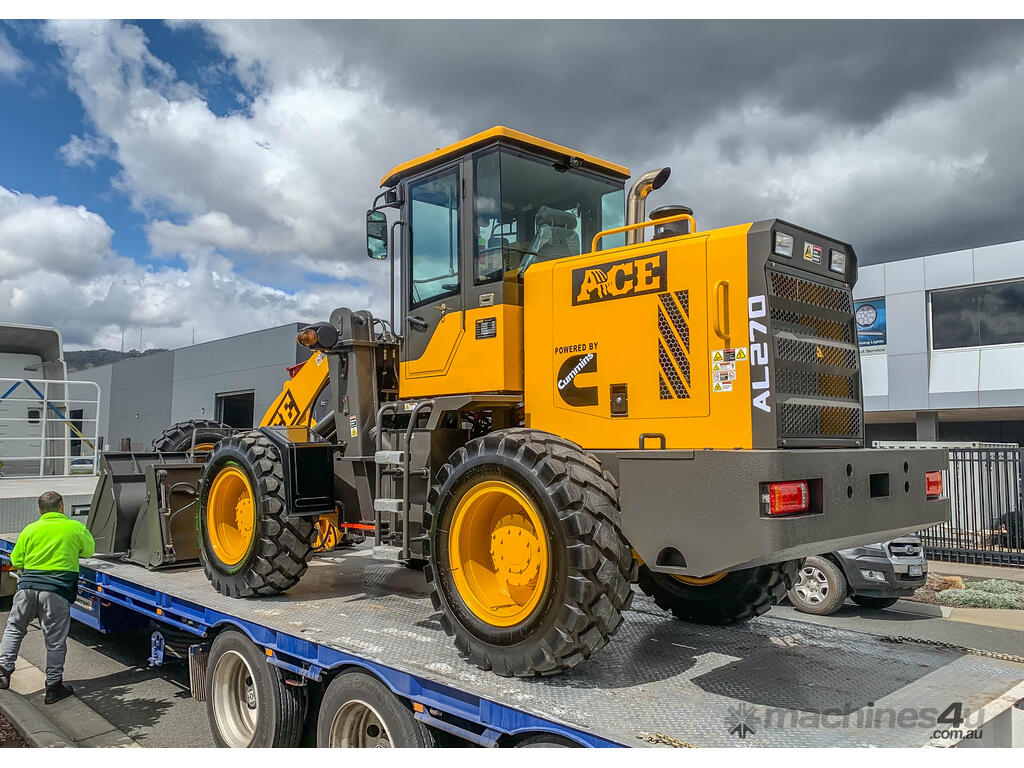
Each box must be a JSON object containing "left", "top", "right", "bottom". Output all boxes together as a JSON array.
[{"left": 367, "top": 127, "right": 629, "bottom": 397}]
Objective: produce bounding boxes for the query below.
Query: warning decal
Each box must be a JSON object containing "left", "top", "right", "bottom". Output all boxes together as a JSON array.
[
  {"left": 710, "top": 347, "right": 747, "bottom": 393},
  {"left": 349, "top": 415, "right": 359, "bottom": 437},
  {"left": 803, "top": 242, "right": 823, "bottom": 264}
]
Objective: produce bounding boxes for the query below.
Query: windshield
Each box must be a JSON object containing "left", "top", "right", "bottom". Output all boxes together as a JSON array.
[{"left": 474, "top": 148, "right": 625, "bottom": 284}]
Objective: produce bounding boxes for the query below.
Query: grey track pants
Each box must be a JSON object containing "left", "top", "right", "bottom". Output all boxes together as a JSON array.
[{"left": 0, "top": 589, "right": 72, "bottom": 686}]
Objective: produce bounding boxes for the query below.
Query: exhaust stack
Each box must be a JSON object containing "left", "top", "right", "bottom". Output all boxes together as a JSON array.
[{"left": 625, "top": 167, "right": 670, "bottom": 245}]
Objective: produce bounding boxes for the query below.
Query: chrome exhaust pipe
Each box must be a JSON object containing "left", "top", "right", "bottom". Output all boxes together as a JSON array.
[{"left": 625, "top": 167, "right": 671, "bottom": 245}]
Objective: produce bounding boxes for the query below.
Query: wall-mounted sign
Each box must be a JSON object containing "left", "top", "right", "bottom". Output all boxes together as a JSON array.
[{"left": 854, "top": 298, "right": 886, "bottom": 352}]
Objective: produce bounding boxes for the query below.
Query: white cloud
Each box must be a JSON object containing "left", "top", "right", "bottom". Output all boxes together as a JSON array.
[
  {"left": 44, "top": 20, "right": 454, "bottom": 274},
  {"left": 58, "top": 134, "right": 114, "bottom": 169},
  {"left": 0, "top": 186, "right": 371, "bottom": 351},
  {"left": 0, "top": 31, "right": 26, "bottom": 79},
  {"left": 0, "top": 186, "right": 112, "bottom": 279}
]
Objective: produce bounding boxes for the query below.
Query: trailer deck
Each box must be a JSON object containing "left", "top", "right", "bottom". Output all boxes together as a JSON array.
[{"left": 3, "top": 533, "right": 1023, "bottom": 747}]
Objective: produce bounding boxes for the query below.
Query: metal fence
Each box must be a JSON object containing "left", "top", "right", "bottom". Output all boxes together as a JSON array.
[
  {"left": 0, "top": 376, "right": 101, "bottom": 477},
  {"left": 919, "top": 447, "right": 1024, "bottom": 567}
]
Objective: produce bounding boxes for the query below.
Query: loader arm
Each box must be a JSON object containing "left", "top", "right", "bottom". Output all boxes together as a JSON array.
[{"left": 259, "top": 351, "right": 331, "bottom": 428}]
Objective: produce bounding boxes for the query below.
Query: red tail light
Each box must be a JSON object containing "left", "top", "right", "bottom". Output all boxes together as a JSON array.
[
  {"left": 767, "top": 481, "right": 810, "bottom": 516},
  {"left": 925, "top": 471, "right": 943, "bottom": 499}
]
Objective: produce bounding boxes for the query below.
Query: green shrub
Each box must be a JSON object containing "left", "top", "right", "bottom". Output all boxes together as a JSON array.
[
  {"left": 964, "top": 579, "right": 1024, "bottom": 595},
  {"left": 935, "top": 588, "right": 1024, "bottom": 610}
]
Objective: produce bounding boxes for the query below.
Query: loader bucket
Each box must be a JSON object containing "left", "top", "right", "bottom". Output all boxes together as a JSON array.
[{"left": 87, "top": 452, "right": 202, "bottom": 567}]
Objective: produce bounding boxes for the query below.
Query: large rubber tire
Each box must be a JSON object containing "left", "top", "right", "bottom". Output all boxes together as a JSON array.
[
  {"left": 787, "top": 556, "right": 848, "bottom": 616},
  {"left": 206, "top": 630, "right": 306, "bottom": 748},
  {"left": 198, "top": 431, "right": 315, "bottom": 597},
  {"left": 851, "top": 595, "right": 899, "bottom": 610},
  {"left": 153, "top": 419, "right": 231, "bottom": 453},
  {"left": 639, "top": 560, "right": 799, "bottom": 624},
  {"left": 316, "top": 670, "right": 436, "bottom": 747},
  {"left": 426, "top": 428, "right": 633, "bottom": 678}
]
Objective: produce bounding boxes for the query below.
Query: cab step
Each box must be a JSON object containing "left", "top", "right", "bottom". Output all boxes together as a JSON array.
[
  {"left": 373, "top": 498, "right": 403, "bottom": 514},
  {"left": 374, "top": 450, "right": 405, "bottom": 466},
  {"left": 372, "top": 545, "right": 404, "bottom": 562}
]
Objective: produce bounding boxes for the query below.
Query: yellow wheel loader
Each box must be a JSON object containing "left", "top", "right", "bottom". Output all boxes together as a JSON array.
[{"left": 87, "top": 126, "right": 949, "bottom": 677}]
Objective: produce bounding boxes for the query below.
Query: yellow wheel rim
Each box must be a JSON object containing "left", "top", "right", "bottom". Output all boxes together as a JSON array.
[
  {"left": 194, "top": 442, "right": 216, "bottom": 453},
  {"left": 207, "top": 465, "right": 256, "bottom": 567},
  {"left": 672, "top": 571, "right": 728, "bottom": 586},
  {"left": 448, "top": 480, "right": 549, "bottom": 627}
]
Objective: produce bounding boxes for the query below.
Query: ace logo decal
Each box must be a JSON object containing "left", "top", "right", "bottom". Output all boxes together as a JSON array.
[{"left": 572, "top": 252, "right": 666, "bottom": 305}]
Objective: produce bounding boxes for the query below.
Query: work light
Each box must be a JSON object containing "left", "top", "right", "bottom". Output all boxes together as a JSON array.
[
  {"left": 773, "top": 231, "right": 793, "bottom": 258},
  {"left": 829, "top": 249, "right": 846, "bottom": 275}
]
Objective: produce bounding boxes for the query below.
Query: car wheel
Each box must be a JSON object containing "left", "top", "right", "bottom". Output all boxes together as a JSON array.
[{"left": 787, "top": 556, "right": 847, "bottom": 616}]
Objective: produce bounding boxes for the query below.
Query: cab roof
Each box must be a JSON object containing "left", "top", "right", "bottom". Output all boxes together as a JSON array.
[{"left": 379, "top": 126, "right": 631, "bottom": 188}]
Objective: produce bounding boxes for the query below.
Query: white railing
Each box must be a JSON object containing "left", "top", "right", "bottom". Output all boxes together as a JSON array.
[{"left": 0, "top": 377, "right": 101, "bottom": 477}]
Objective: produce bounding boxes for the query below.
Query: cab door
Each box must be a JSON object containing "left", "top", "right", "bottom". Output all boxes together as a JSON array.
[{"left": 401, "top": 165, "right": 465, "bottom": 382}]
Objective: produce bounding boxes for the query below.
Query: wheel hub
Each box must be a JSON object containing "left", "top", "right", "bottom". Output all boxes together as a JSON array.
[
  {"left": 448, "top": 480, "right": 550, "bottom": 627},
  {"left": 490, "top": 513, "right": 542, "bottom": 587},
  {"left": 795, "top": 566, "right": 829, "bottom": 605},
  {"left": 207, "top": 464, "right": 256, "bottom": 567}
]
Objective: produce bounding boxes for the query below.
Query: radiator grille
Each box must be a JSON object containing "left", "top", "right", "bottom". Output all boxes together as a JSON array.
[
  {"left": 767, "top": 268, "right": 861, "bottom": 443},
  {"left": 780, "top": 403, "right": 862, "bottom": 440},
  {"left": 657, "top": 291, "right": 690, "bottom": 400}
]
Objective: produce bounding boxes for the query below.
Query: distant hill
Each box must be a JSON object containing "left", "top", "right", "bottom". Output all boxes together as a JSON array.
[{"left": 65, "top": 348, "right": 168, "bottom": 372}]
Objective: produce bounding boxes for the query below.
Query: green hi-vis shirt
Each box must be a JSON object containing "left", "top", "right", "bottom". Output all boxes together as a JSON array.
[{"left": 9, "top": 512, "right": 95, "bottom": 603}]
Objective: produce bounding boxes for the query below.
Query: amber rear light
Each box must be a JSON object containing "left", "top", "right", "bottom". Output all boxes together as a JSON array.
[
  {"left": 925, "top": 471, "right": 943, "bottom": 499},
  {"left": 767, "top": 481, "right": 810, "bottom": 516}
]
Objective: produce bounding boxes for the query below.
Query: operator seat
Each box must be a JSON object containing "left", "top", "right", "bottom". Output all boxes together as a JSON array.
[{"left": 521, "top": 207, "right": 580, "bottom": 271}]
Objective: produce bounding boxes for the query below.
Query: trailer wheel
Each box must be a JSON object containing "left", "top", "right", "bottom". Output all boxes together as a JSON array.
[
  {"left": 316, "top": 670, "right": 435, "bottom": 747},
  {"left": 153, "top": 419, "right": 231, "bottom": 455},
  {"left": 510, "top": 733, "right": 581, "bottom": 747},
  {"left": 426, "top": 428, "right": 633, "bottom": 677},
  {"left": 199, "top": 431, "right": 315, "bottom": 597},
  {"left": 206, "top": 630, "right": 306, "bottom": 748},
  {"left": 787, "top": 556, "right": 847, "bottom": 616},
  {"left": 639, "top": 559, "right": 799, "bottom": 624}
]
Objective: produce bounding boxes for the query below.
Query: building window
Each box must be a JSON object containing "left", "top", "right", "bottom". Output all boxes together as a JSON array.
[
  {"left": 931, "top": 279, "right": 1024, "bottom": 350},
  {"left": 215, "top": 391, "right": 255, "bottom": 429}
]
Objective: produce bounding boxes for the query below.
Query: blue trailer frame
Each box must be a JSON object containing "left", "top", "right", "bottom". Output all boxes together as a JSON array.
[{"left": 0, "top": 537, "right": 621, "bottom": 747}]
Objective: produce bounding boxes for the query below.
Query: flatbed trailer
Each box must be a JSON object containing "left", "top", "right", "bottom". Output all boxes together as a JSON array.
[{"left": 2, "top": 533, "right": 1023, "bottom": 748}]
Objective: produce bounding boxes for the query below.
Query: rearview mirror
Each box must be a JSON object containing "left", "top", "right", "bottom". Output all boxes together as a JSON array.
[{"left": 366, "top": 210, "right": 388, "bottom": 260}]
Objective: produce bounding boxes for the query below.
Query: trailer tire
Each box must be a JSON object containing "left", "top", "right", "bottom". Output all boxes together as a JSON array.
[
  {"left": 199, "top": 431, "right": 315, "bottom": 598},
  {"left": 787, "top": 556, "right": 847, "bottom": 616},
  {"left": 426, "top": 428, "right": 633, "bottom": 677},
  {"left": 316, "top": 670, "right": 435, "bottom": 747},
  {"left": 206, "top": 630, "right": 306, "bottom": 748},
  {"left": 153, "top": 419, "right": 231, "bottom": 454},
  {"left": 639, "top": 559, "right": 799, "bottom": 624}
]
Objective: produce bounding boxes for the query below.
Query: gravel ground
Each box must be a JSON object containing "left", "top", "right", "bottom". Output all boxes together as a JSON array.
[{"left": 0, "top": 712, "right": 28, "bottom": 748}]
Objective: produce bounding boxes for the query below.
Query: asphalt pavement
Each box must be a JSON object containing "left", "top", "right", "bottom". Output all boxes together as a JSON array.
[
  {"left": 0, "top": 609, "right": 214, "bottom": 747},
  {"left": 773, "top": 600, "right": 1024, "bottom": 657}
]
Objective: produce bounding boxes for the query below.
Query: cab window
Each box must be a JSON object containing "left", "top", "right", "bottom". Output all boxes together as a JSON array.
[
  {"left": 409, "top": 168, "right": 460, "bottom": 307},
  {"left": 473, "top": 149, "right": 625, "bottom": 284}
]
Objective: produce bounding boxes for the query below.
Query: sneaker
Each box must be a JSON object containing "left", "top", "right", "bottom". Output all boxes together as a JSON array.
[
  {"left": 44, "top": 681, "right": 74, "bottom": 704},
  {"left": 0, "top": 666, "right": 12, "bottom": 690}
]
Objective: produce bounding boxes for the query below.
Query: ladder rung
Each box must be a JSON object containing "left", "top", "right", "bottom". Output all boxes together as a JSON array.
[
  {"left": 374, "top": 450, "right": 405, "bottom": 465},
  {"left": 373, "top": 498, "right": 403, "bottom": 514}
]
